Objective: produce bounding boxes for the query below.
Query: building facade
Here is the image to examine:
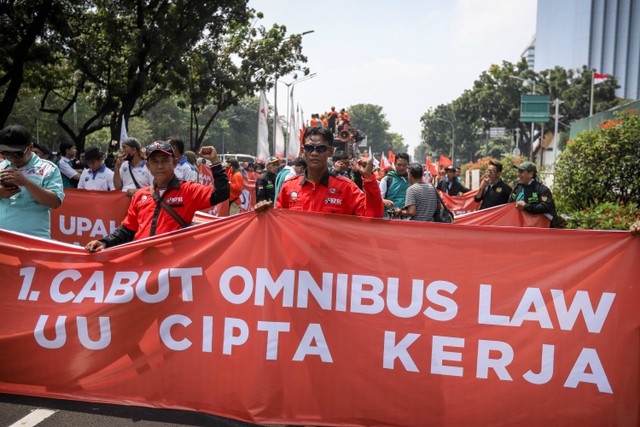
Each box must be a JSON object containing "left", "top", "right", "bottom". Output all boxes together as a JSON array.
[{"left": 534, "top": 0, "right": 640, "bottom": 100}]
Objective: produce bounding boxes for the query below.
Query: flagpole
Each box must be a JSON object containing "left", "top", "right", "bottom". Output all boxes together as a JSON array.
[{"left": 589, "top": 70, "right": 594, "bottom": 117}]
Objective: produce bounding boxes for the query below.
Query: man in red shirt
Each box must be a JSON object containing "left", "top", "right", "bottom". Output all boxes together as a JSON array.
[
  {"left": 255, "top": 126, "right": 383, "bottom": 217},
  {"left": 85, "top": 141, "right": 229, "bottom": 252}
]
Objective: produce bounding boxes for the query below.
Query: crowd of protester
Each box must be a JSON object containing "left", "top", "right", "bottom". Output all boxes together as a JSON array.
[{"left": 0, "top": 123, "right": 638, "bottom": 245}]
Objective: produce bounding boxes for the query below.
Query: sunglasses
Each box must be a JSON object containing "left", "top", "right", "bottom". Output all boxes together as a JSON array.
[
  {"left": 303, "top": 144, "right": 330, "bottom": 154},
  {"left": 145, "top": 142, "right": 174, "bottom": 153},
  {"left": 1, "top": 146, "right": 29, "bottom": 159}
]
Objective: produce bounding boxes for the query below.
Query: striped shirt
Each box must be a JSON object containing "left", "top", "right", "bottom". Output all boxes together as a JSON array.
[{"left": 404, "top": 182, "right": 438, "bottom": 222}]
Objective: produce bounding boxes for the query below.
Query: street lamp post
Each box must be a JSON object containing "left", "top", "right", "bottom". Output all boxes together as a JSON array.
[{"left": 272, "top": 30, "right": 315, "bottom": 156}]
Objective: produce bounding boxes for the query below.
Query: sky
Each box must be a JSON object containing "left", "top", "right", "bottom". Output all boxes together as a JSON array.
[{"left": 250, "top": 0, "right": 537, "bottom": 154}]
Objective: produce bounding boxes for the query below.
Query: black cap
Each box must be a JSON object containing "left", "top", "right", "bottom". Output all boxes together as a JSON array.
[{"left": 0, "top": 125, "right": 31, "bottom": 152}]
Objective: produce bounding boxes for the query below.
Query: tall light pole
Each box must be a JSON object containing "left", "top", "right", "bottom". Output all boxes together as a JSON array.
[
  {"left": 272, "top": 30, "right": 315, "bottom": 156},
  {"left": 279, "top": 73, "right": 318, "bottom": 126},
  {"left": 510, "top": 75, "right": 536, "bottom": 159}
]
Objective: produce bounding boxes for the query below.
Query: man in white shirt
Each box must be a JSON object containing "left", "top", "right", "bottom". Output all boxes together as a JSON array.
[
  {"left": 114, "top": 138, "right": 153, "bottom": 196},
  {"left": 168, "top": 136, "right": 198, "bottom": 182},
  {"left": 78, "top": 147, "right": 115, "bottom": 191},
  {"left": 57, "top": 140, "right": 81, "bottom": 188}
]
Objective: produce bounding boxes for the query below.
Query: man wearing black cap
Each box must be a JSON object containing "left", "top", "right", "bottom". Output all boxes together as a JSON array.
[
  {"left": 85, "top": 142, "right": 229, "bottom": 252},
  {"left": 509, "top": 161, "right": 557, "bottom": 227},
  {"left": 78, "top": 147, "right": 115, "bottom": 191},
  {"left": 0, "top": 124, "right": 65, "bottom": 239},
  {"left": 255, "top": 156, "right": 281, "bottom": 203},
  {"left": 436, "top": 165, "right": 469, "bottom": 196}
]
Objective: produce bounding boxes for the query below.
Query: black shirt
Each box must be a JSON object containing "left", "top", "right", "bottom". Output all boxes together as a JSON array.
[{"left": 474, "top": 179, "right": 512, "bottom": 210}]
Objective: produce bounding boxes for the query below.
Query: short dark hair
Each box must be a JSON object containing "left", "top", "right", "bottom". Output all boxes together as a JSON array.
[
  {"left": 84, "top": 147, "right": 102, "bottom": 161},
  {"left": 166, "top": 136, "right": 185, "bottom": 156},
  {"left": 332, "top": 150, "right": 348, "bottom": 162},
  {"left": 489, "top": 160, "right": 503, "bottom": 173},
  {"left": 293, "top": 157, "right": 306, "bottom": 168},
  {"left": 33, "top": 143, "right": 51, "bottom": 156},
  {"left": 408, "top": 162, "right": 423, "bottom": 179},
  {"left": 396, "top": 152, "right": 410, "bottom": 163},
  {"left": 59, "top": 141, "right": 76, "bottom": 156},
  {"left": 227, "top": 158, "right": 240, "bottom": 170},
  {"left": 303, "top": 126, "right": 334, "bottom": 146}
]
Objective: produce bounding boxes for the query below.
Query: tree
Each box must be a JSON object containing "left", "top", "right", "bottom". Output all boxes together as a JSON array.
[
  {"left": 183, "top": 15, "right": 308, "bottom": 151},
  {"left": 347, "top": 104, "right": 391, "bottom": 153},
  {"left": 0, "top": 0, "right": 74, "bottom": 126},
  {"left": 32, "top": 1, "right": 306, "bottom": 152},
  {"left": 417, "top": 59, "right": 622, "bottom": 164},
  {"left": 554, "top": 111, "right": 640, "bottom": 213}
]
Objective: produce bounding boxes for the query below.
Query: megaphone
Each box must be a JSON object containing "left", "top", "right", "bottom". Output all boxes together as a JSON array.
[{"left": 338, "top": 129, "right": 351, "bottom": 142}]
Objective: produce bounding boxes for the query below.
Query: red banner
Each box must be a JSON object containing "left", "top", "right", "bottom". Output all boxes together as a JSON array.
[
  {"left": 456, "top": 203, "right": 551, "bottom": 227},
  {"left": 50, "top": 189, "right": 131, "bottom": 246},
  {"left": 1, "top": 212, "right": 638, "bottom": 426},
  {"left": 439, "top": 190, "right": 481, "bottom": 215}
]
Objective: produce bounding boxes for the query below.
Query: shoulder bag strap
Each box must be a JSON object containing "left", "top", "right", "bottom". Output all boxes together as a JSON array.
[
  {"left": 151, "top": 188, "right": 189, "bottom": 229},
  {"left": 128, "top": 163, "right": 142, "bottom": 189}
]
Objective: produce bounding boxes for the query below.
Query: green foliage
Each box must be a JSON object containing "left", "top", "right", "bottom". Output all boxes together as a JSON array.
[
  {"left": 554, "top": 111, "right": 640, "bottom": 213},
  {"left": 347, "top": 104, "right": 391, "bottom": 153},
  {"left": 416, "top": 60, "right": 620, "bottom": 164},
  {"left": 565, "top": 201, "right": 640, "bottom": 230},
  {"left": 4, "top": 1, "right": 308, "bottom": 152}
]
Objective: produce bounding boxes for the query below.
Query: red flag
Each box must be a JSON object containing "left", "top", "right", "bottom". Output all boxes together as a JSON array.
[
  {"left": 380, "top": 152, "right": 392, "bottom": 171},
  {"left": 594, "top": 72, "right": 608, "bottom": 85},
  {"left": 439, "top": 155, "right": 452, "bottom": 167},
  {"left": 425, "top": 156, "right": 438, "bottom": 177},
  {"left": 388, "top": 151, "right": 395, "bottom": 165}
]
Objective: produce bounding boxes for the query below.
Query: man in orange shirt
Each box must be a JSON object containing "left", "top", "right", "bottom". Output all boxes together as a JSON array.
[{"left": 226, "top": 158, "right": 244, "bottom": 215}]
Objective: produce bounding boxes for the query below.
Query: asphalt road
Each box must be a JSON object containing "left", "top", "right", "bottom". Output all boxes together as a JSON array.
[{"left": 0, "top": 393, "right": 258, "bottom": 427}]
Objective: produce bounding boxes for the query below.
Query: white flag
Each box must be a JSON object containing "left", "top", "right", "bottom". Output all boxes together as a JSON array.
[
  {"left": 370, "top": 148, "right": 380, "bottom": 168},
  {"left": 119, "top": 114, "right": 128, "bottom": 146},
  {"left": 287, "top": 87, "right": 298, "bottom": 161},
  {"left": 257, "top": 90, "right": 270, "bottom": 161},
  {"left": 275, "top": 108, "right": 285, "bottom": 159}
]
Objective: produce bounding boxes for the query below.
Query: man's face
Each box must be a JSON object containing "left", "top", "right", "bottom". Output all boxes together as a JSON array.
[
  {"left": 517, "top": 169, "right": 534, "bottom": 184},
  {"left": 87, "top": 159, "right": 103, "bottom": 172},
  {"left": 395, "top": 158, "right": 409, "bottom": 176},
  {"left": 2, "top": 145, "right": 32, "bottom": 168},
  {"left": 146, "top": 152, "right": 177, "bottom": 182},
  {"left": 487, "top": 165, "right": 500, "bottom": 183},
  {"left": 446, "top": 170, "right": 456, "bottom": 180},
  {"left": 266, "top": 162, "right": 278, "bottom": 174},
  {"left": 65, "top": 146, "right": 77, "bottom": 158},
  {"left": 303, "top": 134, "right": 331, "bottom": 169}
]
